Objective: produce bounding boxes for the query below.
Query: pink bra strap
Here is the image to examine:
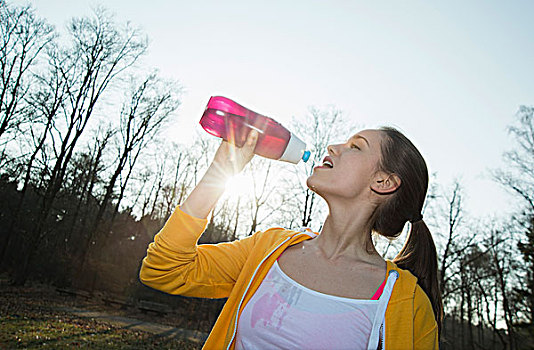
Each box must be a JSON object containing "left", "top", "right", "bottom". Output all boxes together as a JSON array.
[{"left": 371, "top": 277, "right": 387, "bottom": 300}]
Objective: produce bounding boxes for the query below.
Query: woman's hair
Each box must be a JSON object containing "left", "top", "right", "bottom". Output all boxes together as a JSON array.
[{"left": 373, "top": 126, "right": 443, "bottom": 337}]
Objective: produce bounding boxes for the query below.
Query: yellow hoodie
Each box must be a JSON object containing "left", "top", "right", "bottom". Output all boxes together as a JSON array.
[{"left": 140, "top": 207, "right": 438, "bottom": 349}]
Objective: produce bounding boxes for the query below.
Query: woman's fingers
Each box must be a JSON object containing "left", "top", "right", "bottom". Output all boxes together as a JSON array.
[
  {"left": 211, "top": 131, "right": 258, "bottom": 177},
  {"left": 234, "top": 130, "right": 258, "bottom": 171},
  {"left": 242, "top": 130, "right": 259, "bottom": 159}
]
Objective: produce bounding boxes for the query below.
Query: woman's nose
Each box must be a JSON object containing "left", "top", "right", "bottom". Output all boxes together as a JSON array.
[{"left": 327, "top": 144, "right": 338, "bottom": 155}]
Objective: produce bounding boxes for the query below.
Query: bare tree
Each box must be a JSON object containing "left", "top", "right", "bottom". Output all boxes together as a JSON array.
[
  {"left": 438, "top": 181, "right": 464, "bottom": 297},
  {"left": 13, "top": 8, "right": 147, "bottom": 284},
  {"left": 161, "top": 148, "right": 189, "bottom": 219},
  {"left": 244, "top": 159, "right": 281, "bottom": 235},
  {"left": 492, "top": 105, "right": 534, "bottom": 332},
  {"left": 65, "top": 126, "right": 114, "bottom": 254},
  {"left": 492, "top": 106, "right": 534, "bottom": 212},
  {"left": 286, "top": 106, "right": 356, "bottom": 229},
  {"left": 201, "top": 197, "right": 241, "bottom": 243},
  {"left": 144, "top": 142, "right": 197, "bottom": 221},
  {"left": 486, "top": 225, "right": 520, "bottom": 350},
  {"left": 0, "top": 3, "right": 59, "bottom": 262},
  {"left": 128, "top": 136, "right": 208, "bottom": 228},
  {"left": 0, "top": 1, "right": 54, "bottom": 141},
  {"left": 80, "top": 72, "right": 180, "bottom": 266}
]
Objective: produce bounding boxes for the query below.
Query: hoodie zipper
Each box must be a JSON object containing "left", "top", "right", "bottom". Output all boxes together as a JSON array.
[
  {"left": 378, "top": 323, "right": 384, "bottom": 350},
  {"left": 226, "top": 231, "right": 315, "bottom": 350},
  {"left": 370, "top": 270, "right": 398, "bottom": 350}
]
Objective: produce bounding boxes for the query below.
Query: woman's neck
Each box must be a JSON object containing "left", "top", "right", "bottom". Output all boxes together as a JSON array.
[{"left": 311, "top": 200, "right": 383, "bottom": 264}]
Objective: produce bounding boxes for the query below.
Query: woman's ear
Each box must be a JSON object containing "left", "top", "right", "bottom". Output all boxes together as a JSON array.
[{"left": 371, "top": 172, "right": 401, "bottom": 195}]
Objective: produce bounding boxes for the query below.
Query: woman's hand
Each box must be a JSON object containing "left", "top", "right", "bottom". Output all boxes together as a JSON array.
[
  {"left": 181, "top": 131, "right": 258, "bottom": 219},
  {"left": 209, "top": 130, "right": 259, "bottom": 178}
]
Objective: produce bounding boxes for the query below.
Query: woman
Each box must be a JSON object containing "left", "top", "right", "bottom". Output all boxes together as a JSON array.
[{"left": 140, "top": 127, "right": 442, "bottom": 349}]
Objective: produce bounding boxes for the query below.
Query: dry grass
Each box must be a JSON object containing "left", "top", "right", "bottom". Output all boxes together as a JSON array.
[{"left": 0, "top": 283, "right": 202, "bottom": 349}]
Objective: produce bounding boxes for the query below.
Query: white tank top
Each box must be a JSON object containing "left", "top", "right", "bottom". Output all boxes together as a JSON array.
[{"left": 235, "top": 260, "right": 398, "bottom": 350}]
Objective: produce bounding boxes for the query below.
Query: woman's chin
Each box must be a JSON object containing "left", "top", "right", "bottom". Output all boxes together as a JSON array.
[
  {"left": 306, "top": 177, "right": 323, "bottom": 195},
  {"left": 306, "top": 176, "right": 316, "bottom": 190}
]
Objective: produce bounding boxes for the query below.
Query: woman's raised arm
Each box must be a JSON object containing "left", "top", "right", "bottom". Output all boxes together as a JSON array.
[
  {"left": 139, "top": 131, "right": 259, "bottom": 298},
  {"left": 181, "top": 130, "right": 258, "bottom": 219}
]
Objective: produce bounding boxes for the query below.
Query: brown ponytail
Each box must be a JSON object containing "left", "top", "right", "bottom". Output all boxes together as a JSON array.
[
  {"left": 394, "top": 220, "right": 443, "bottom": 336},
  {"left": 373, "top": 127, "right": 443, "bottom": 337}
]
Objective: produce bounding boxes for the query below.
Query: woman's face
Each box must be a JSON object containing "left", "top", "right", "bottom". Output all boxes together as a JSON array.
[{"left": 307, "top": 129, "right": 385, "bottom": 201}]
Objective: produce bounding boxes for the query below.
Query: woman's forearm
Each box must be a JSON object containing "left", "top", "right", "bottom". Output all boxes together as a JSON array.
[{"left": 181, "top": 165, "right": 228, "bottom": 219}]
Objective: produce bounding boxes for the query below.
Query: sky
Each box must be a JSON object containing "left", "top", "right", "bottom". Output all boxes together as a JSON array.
[{"left": 18, "top": 0, "right": 534, "bottom": 218}]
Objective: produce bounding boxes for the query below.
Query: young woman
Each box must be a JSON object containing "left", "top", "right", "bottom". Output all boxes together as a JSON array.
[{"left": 140, "top": 127, "right": 442, "bottom": 349}]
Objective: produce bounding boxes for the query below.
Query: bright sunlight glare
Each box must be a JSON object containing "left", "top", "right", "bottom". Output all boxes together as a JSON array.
[{"left": 224, "top": 172, "right": 255, "bottom": 199}]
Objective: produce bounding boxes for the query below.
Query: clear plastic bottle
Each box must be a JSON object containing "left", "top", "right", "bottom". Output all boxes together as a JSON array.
[{"left": 200, "top": 96, "right": 311, "bottom": 164}]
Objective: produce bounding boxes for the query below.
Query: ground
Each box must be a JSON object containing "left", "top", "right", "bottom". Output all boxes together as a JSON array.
[{"left": 0, "top": 282, "right": 204, "bottom": 349}]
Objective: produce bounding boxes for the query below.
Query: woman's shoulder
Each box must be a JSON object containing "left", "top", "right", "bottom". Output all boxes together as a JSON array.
[
  {"left": 384, "top": 261, "right": 438, "bottom": 348},
  {"left": 386, "top": 260, "right": 435, "bottom": 311},
  {"left": 251, "top": 227, "right": 316, "bottom": 245},
  {"left": 386, "top": 260, "right": 418, "bottom": 293}
]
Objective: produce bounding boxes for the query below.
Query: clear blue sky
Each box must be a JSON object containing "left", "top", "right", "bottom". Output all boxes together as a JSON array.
[{"left": 20, "top": 0, "right": 534, "bottom": 218}]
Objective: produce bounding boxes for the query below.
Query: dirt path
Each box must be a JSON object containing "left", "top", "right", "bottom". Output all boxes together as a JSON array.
[{"left": 55, "top": 306, "right": 209, "bottom": 344}]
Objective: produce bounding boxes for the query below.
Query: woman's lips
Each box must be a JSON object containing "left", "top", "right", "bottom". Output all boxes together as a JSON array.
[
  {"left": 313, "top": 155, "right": 334, "bottom": 171},
  {"left": 321, "top": 156, "right": 334, "bottom": 168}
]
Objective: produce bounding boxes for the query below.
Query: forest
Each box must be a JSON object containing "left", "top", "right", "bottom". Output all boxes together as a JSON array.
[{"left": 1, "top": 2, "right": 533, "bottom": 349}]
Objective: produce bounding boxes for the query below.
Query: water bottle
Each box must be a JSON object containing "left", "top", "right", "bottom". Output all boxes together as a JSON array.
[{"left": 199, "top": 96, "right": 311, "bottom": 164}]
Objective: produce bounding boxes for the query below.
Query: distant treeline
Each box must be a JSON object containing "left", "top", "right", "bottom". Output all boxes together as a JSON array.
[{"left": 0, "top": 2, "right": 532, "bottom": 349}]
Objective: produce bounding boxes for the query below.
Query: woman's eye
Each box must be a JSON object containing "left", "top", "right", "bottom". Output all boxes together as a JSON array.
[{"left": 351, "top": 144, "right": 360, "bottom": 150}]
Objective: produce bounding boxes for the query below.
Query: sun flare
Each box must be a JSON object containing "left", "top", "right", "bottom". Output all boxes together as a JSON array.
[{"left": 224, "top": 172, "right": 256, "bottom": 198}]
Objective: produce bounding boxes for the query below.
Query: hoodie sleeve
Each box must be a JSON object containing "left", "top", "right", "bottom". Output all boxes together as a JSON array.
[
  {"left": 413, "top": 285, "right": 439, "bottom": 349},
  {"left": 139, "top": 206, "right": 256, "bottom": 299}
]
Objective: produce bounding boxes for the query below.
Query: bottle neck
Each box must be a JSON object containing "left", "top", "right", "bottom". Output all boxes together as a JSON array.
[{"left": 279, "top": 133, "right": 307, "bottom": 164}]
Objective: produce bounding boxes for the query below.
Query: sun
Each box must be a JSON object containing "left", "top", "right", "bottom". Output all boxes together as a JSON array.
[{"left": 224, "top": 172, "right": 256, "bottom": 199}]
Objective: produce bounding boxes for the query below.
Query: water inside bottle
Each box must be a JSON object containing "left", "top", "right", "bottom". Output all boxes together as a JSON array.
[{"left": 200, "top": 107, "right": 291, "bottom": 160}]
